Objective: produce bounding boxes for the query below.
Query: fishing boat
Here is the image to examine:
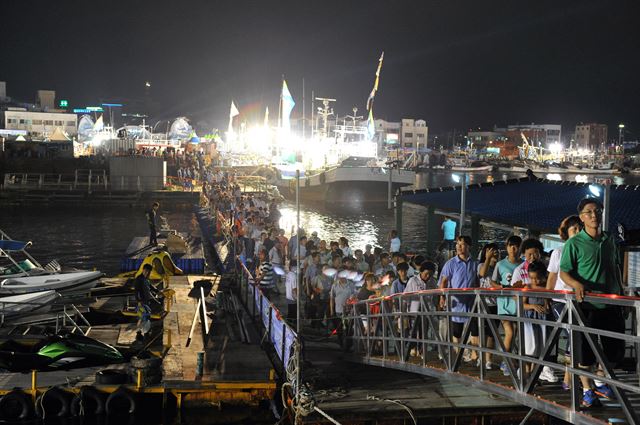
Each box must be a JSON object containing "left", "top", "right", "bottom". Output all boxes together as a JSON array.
[
  {"left": 0, "top": 270, "right": 103, "bottom": 296},
  {"left": 0, "top": 332, "right": 123, "bottom": 372},
  {"left": 275, "top": 156, "right": 415, "bottom": 204},
  {"left": 450, "top": 161, "right": 494, "bottom": 172}
]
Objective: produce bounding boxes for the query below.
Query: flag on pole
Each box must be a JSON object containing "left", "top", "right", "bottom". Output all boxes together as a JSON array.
[
  {"left": 93, "top": 115, "right": 104, "bottom": 131},
  {"left": 366, "top": 52, "right": 384, "bottom": 112},
  {"left": 264, "top": 106, "right": 269, "bottom": 128},
  {"left": 367, "top": 109, "right": 375, "bottom": 141},
  {"left": 228, "top": 101, "right": 239, "bottom": 134},
  {"left": 281, "top": 80, "right": 295, "bottom": 132}
]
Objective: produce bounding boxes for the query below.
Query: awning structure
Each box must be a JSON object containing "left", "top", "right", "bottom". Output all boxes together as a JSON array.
[{"left": 399, "top": 177, "right": 640, "bottom": 233}]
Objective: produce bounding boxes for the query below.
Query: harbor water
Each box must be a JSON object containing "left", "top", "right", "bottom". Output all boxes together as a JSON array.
[{"left": 1, "top": 171, "right": 638, "bottom": 273}]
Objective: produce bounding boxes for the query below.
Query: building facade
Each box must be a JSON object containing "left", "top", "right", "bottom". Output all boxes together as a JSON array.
[
  {"left": 574, "top": 123, "right": 608, "bottom": 150},
  {"left": 2, "top": 109, "right": 78, "bottom": 138},
  {"left": 507, "top": 123, "right": 562, "bottom": 146},
  {"left": 400, "top": 119, "right": 428, "bottom": 150}
]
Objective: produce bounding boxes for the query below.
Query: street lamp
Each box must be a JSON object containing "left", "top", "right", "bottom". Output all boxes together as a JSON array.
[
  {"left": 452, "top": 173, "right": 466, "bottom": 235},
  {"left": 618, "top": 123, "right": 625, "bottom": 148}
]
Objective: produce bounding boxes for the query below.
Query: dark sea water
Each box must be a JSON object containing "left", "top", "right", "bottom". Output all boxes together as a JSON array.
[{"left": 0, "top": 170, "right": 637, "bottom": 276}]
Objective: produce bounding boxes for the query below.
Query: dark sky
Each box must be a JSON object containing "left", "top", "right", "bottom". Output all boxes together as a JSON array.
[{"left": 1, "top": 0, "right": 639, "bottom": 135}]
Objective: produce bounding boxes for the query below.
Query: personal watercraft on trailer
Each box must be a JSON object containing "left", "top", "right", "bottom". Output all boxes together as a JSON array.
[
  {"left": 0, "top": 270, "right": 103, "bottom": 296},
  {"left": 0, "top": 290, "right": 60, "bottom": 318},
  {"left": 0, "top": 332, "right": 124, "bottom": 372}
]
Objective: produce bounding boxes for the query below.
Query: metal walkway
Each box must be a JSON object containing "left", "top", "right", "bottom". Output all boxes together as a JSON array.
[{"left": 343, "top": 288, "right": 640, "bottom": 424}]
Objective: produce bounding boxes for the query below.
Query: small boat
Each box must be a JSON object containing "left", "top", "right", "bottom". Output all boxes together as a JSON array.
[
  {"left": 450, "top": 161, "right": 493, "bottom": 172},
  {"left": 0, "top": 332, "right": 124, "bottom": 372},
  {"left": 0, "top": 270, "right": 103, "bottom": 296},
  {"left": 0, "top": 290, "right": 59, "bottom": 318}
]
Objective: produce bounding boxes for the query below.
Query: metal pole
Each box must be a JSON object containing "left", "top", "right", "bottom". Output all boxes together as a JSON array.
[
  {"left": 602, "top": 183, "right": 610, "bottom": 232},
  {"left": 295, "top": 169, "right": 301, "bottom": 404},
  {"left": 459, "top": 172, "right": 466, "bottom": 235},
  {"left": 387, "top": 166, "right": 392, "bottom": 209}
]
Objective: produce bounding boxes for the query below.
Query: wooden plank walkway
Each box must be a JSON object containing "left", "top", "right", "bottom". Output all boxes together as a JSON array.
[{"left": 162, "top": 275, "right": 275, "bottom": 384}]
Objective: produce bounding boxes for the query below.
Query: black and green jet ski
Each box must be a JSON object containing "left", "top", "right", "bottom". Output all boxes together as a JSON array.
[{"left": 0, "top": 332, "right": 124, "bottom": 372}]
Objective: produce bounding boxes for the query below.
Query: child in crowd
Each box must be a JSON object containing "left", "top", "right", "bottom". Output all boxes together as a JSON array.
[
  {"left": 523, "top": 261, "right": 550, "bottom": 375},
  {"left": 490, "top": 235, "right": 522, "bottom": 376},
  {"left": 478, "top": 243, "right": 499, "bottom": 369}
]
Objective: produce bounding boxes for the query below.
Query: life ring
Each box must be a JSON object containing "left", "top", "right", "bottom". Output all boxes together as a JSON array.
[
  {"left": 319, "top": 172, "right": 326, "bottom": 184},
  {"left": 0, "top": 390, "right": 33, "bottom": 420},
  {"left": 70, "top": 386, "right": 106, "bottom": 416},
  {"left": 35, "top": 387, "right": 72, "bottom": 418},
  {"left": 106, "top": 386, "right": 136, "bottom": 416}
]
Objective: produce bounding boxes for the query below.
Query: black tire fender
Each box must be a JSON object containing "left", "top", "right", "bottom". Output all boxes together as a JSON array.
[
  {"left": 35, "top": 387, "right": 72, "bottom": 418},
  {"left": 319, "top": 172, "right": 326, "bottom": 184},
  {"left": 70, "top": 386, "right": 106, "bottom": 416},
  {"left": 106, "top": 386, "right": 136, "bottom": 416},
  {"left": 0, "top": 389, "right": 33, "bottom": 420}
]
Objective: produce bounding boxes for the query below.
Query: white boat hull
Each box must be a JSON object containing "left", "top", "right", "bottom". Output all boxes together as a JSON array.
[
  {"left": 0, "top": 271, "right": 103, "bottom": 295},
  {"left": 275, "top": 166, "right": 415, "bottom": 204},
  {"left": 450, "top": 165, "right": 493, "bottom": 172},
  {"left": 0, "top": 290, "right": 59, "bottom": 317}
]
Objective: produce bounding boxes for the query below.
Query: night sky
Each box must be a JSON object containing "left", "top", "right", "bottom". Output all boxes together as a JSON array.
[{"left": 1, "top": 0, "right": 639, "bottom": 136}]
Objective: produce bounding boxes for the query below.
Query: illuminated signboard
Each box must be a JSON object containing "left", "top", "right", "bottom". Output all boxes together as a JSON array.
[{"left": 58, "top": 99, "right": 68, "bottom": 108}]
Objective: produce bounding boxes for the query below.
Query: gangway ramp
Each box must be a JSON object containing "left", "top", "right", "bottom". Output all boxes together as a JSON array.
[{"left": 344, "top": 288, "right": 640, "bottom": 424}]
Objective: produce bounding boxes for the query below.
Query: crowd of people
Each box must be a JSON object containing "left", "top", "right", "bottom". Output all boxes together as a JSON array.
[{"left": 200, "top": 169, "right": 626, "bottom": 410}]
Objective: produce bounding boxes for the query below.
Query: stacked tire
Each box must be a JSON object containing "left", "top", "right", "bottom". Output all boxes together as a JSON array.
[{"left": 129, "top": 351, "right": 163, "bottom": 386}]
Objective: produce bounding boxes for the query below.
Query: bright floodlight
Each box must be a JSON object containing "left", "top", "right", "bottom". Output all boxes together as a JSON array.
[
  {"left": 588, "top": 184, "right": 601, "bottom": 197},
  {"left": 451, "top": 174, "right": 461, "bottom": 183},
  {"left": 619, "top": 123, "right": 625, "bottom": 129}
]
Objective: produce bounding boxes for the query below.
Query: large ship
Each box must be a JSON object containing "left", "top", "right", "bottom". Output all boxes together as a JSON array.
[
  {"left": 274, "top": 156, "right": 415, "bottom": 204},
  {"left": 273, "top": 101, "right": 415, "bottom": 205}
]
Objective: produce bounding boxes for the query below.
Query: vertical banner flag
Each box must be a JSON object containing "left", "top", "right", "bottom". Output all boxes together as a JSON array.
[
  {"left": 228, "top": 101, "right": 239, "bottom": 135},
  {"left": 93, "top": 115, "right": 104, "bottom": 131},
  {"left": 367, "top": 109, "right": 375, "bottom": 140},
  {"left": 282, "top": 80, "right": 295, "bottom": 132},
  {"left": 366, "top": 51, "right": 384, "bottom": 112}
]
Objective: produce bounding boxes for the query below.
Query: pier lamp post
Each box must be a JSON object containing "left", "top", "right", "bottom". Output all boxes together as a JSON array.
[
  {"left": 452, "top": 173, "right": 466, "bottom": 235},
  {"left": 295, "top": 169, "right": 301, "bottom": 404},
  {"left": 618, "top": 123, "right": 625, "bottom": 150},
  {"left": 588, "top": 182, "right": 610, "bottom": 232}
]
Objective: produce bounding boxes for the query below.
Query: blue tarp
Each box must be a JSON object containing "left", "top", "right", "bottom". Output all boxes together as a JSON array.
[{"left": 400, "top": 178, "right": 640, "bottom": 232}]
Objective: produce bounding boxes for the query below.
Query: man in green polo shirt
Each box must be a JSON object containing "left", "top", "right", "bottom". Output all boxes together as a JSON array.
[{"left": 559, "top": 198, "right": 625, "bottom": 408}]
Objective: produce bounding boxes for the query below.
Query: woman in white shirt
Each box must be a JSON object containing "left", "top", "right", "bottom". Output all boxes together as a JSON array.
[{"left": 546, "top": 214, "right": 582, "bottom": 391}]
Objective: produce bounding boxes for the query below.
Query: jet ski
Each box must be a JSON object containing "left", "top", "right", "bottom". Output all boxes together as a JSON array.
[
  {"left": 0, "top": 332, "right": 124, "bottom": 372},
  {"left": 0, "top": 290, "right": 60, "bottom": 318},
  {"left": 0, "top": 270, "right": 103, "bottom": 296}
]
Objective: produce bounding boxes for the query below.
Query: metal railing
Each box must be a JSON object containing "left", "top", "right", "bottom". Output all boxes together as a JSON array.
[
  {"left": 236, "top": 259, "right": 297, "bottom": 375},
  {"left": 2, "top": 172, "right": 169, "bottom": 192},
  {"left": 344, "top": 288, "right": 640, "bottom": 425}
]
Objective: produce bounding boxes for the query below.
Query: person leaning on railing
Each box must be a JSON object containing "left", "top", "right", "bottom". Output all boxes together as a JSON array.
[{"left": 558, "top": 197, "right": 625, "bottom": 409}]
